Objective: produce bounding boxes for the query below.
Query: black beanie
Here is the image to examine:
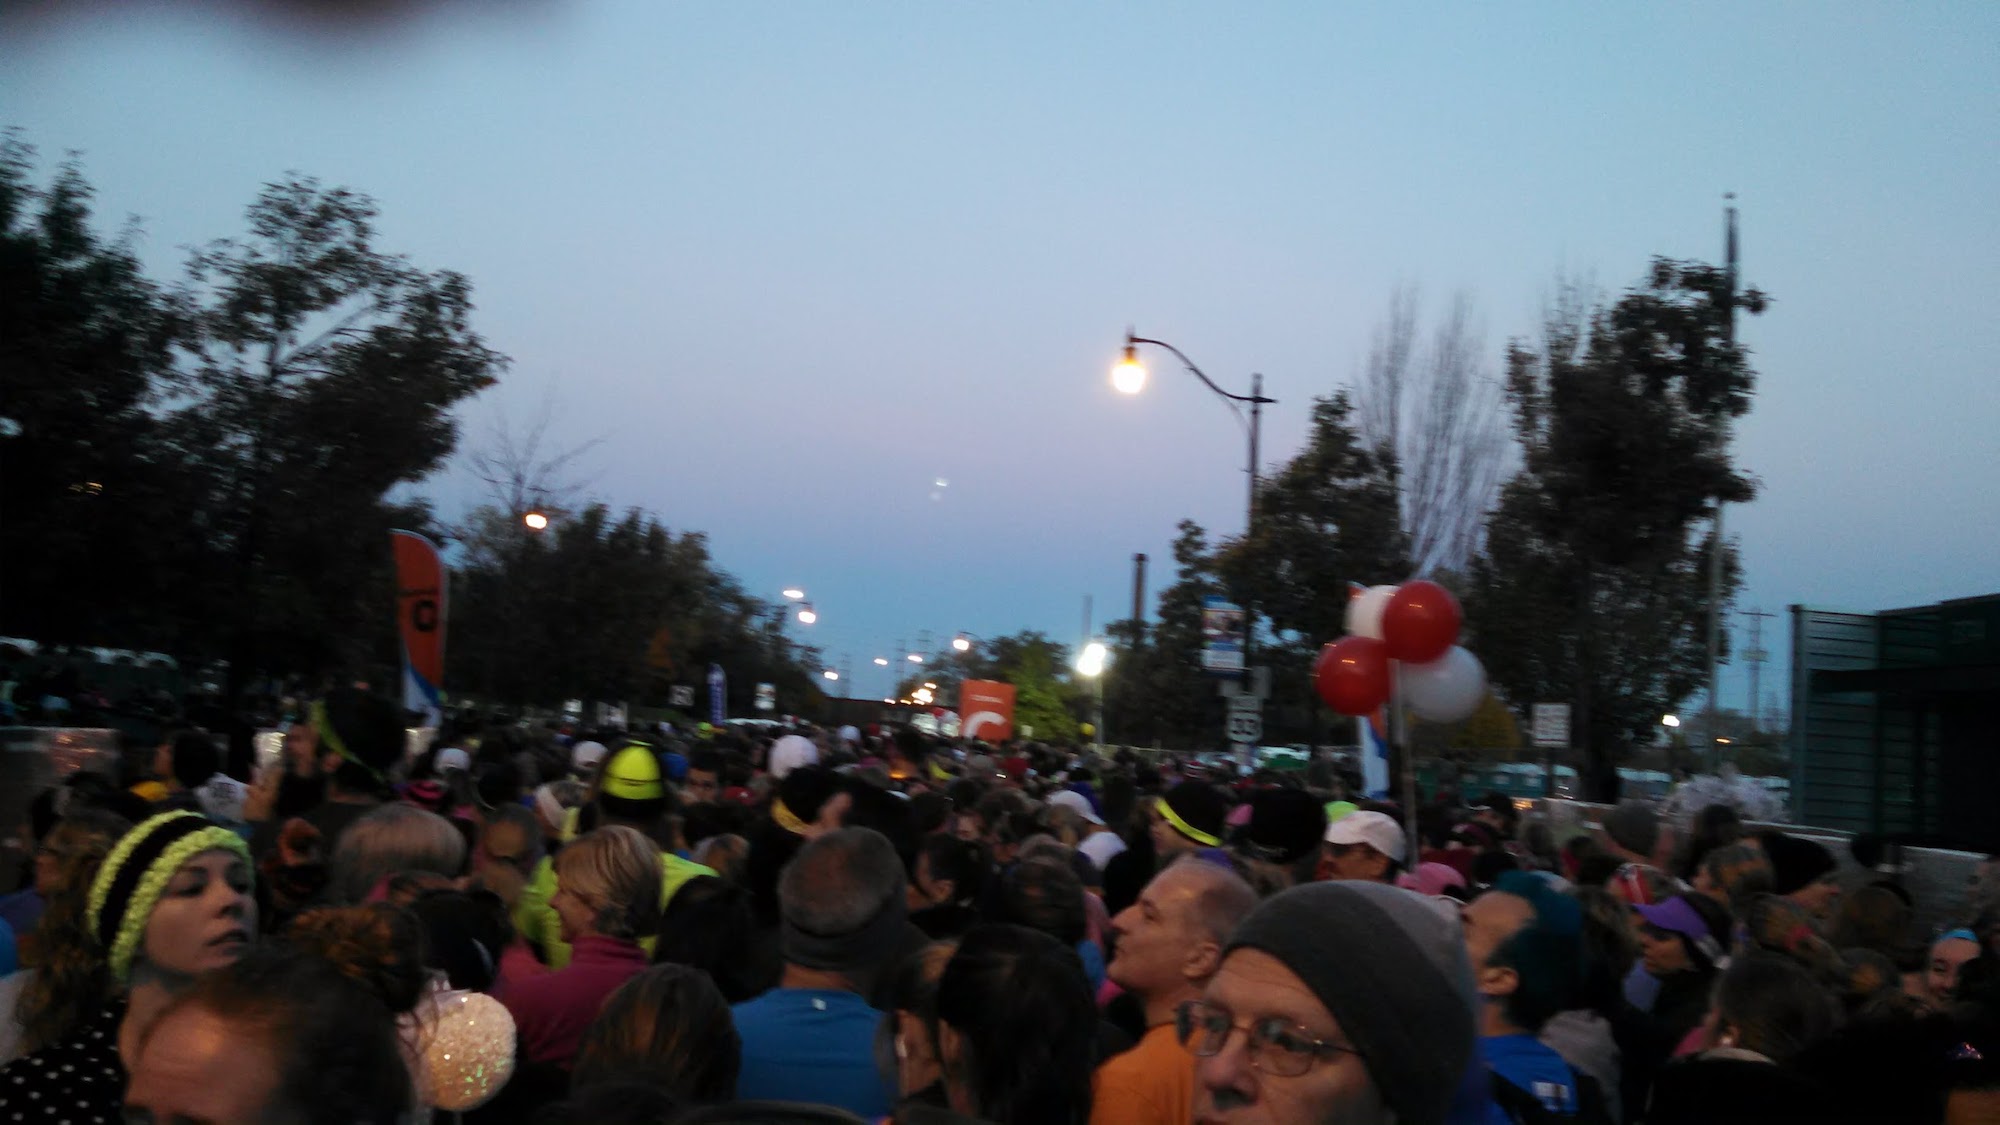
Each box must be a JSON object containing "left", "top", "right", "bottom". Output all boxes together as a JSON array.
[
  {"left": 1238, "top": 789, "right": 1328, "bottom": 866},
  {"left": 1159, "top": 781, "right": 1228, "bottom": 846},
  {"left": 1226, "top": 881, "right": 1475, "bottom": 1125},
  {"left": 1759, "top": 830, "right": 1837, "bottom": 895}
]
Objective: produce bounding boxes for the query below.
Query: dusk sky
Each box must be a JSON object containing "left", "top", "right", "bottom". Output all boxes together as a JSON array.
[{"left": 5, "top": 2, "right": 1995, "bottom": 712}]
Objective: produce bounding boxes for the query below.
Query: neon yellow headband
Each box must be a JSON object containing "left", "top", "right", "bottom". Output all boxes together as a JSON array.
[
  {"left": 1155, "top": 796, "right": 1222, "bottom": 847},
  {"left": 88, "top": 811, "right": 252, "bottom": 983}
]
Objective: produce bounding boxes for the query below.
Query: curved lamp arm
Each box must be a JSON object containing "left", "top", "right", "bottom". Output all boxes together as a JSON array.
[{"left": 1127, "top": 333, "right": 1277, "bottom": 407}]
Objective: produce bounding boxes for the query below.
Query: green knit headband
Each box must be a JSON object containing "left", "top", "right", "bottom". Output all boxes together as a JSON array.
[{"left": 88, "top": 811, "right": 252, "bottom": 983}]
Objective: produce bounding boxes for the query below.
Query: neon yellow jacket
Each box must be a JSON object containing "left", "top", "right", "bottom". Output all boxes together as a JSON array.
[{"left": 518, "top": 849, "right": 715, "bottom": 970}]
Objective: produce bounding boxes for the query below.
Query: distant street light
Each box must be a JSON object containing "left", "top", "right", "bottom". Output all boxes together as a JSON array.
[
  {"left": 1076, "top": 639, "right": 1110, "bottom": 751},
  {"left": 782, "top": 587, "right": 806, "bottom": 601},
  {"left": 952, "top": 634, "right": 972, "bottom": 653},
  {"left": 796, "top": 603, "right": 818, "bottom": 625},
  {"left": 1662, "top": 714, "right": 1682, "bottom": 728},
  {"left": 873, "top": 657, "right": 890, "bottom": 666},
  {"left": 907, "top": 653, "right": 925, "bottom": 664},
  {"left": 522, "top": 510, "right": 550, "bottom": 532},
  {"left": 922, "top": 682, "right": 938, "bottom": 690},
  {"left": 823, "top": 669, "right": 839, "bottom": 681}
]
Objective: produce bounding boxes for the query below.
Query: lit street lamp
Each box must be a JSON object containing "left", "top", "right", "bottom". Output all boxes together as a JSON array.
[
  {"left": 1113, "top": 331, "right": 1274, "bottom": 685},
  {"left": 952, "top": 634, "right": 972, "bottom": 653},
  {"left": 1662, "top": 714, "right": 1682, "bottom": 728},
  {"left": 1076, "top": 640, "right": 1109, "bottom": 751},
  {"left": 873, "top": 657, "right": 890, "bottom": 666},
  {"left": 823, "top": 669, "right": 839, "bottom": 681},
  {"left": 782, "top": 587, "right": 806, "bottom": 601},
  {"left": 796, "top": 603, "right": 818, "bottom": 625},
  {"left": 522, "top": 510, "right": 550, "bottom": 532}
]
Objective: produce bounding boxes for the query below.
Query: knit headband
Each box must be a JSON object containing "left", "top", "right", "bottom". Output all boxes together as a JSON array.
[
  {"left": 1156, "top": 797, "right": 1221, "bottom": 847},
  {"left": 313, "top": 698, "right": 386, "bottom": 785},
  {"left": 771, "top": 798, "right": 809, "bottom": 836},
  {"left": 88, "top": 811, "right": 252, "bottom": 983}
]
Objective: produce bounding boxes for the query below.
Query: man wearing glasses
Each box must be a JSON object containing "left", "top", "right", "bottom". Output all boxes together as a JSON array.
[{"left": 1185, "top": 881, "right": 1481, "bottom": 1125}]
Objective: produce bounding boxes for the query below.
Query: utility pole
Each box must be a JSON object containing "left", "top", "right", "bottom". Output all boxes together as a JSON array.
[
  {"left": 1130, "top": 553, "right": 1147, "bottom": 641},
  {"left": 1706, "top": 195, "right": 1739, "bottom": 772},
  {"left": 1741, "top": 608, "right": 1774, "bottom": 734}
]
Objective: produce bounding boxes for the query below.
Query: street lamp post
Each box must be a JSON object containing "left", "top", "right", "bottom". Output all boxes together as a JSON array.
[
  {"left": 1076, "top": 640, "right": 1109, "bottom": 752},
  {"left": 1116, "top": 332, "right": 1274, "bottom": 529},
  {"left": 1114, "top": 332, "right": 1275, "bottom": 757}
]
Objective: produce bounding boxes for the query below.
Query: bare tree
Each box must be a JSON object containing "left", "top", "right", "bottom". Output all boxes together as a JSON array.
[
  {"left": 1354, "top": 287, "right": 1510, "bottom": 576},
  {"left": 456, "top": 389, "right": 603, "bottom": 566}
]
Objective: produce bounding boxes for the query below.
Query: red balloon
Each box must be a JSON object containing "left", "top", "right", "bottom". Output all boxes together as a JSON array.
[
  {"left": 1381, "top": 580, "right": 1462, "bottom": 664},
  {"left": 1314, "top": 636, "right": 1391, "bottom": 716}
]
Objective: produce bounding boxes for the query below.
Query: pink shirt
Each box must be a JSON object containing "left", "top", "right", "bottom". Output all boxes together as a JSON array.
[{"left": 500, "top": 934, "right": 648, "bottom": 1068}]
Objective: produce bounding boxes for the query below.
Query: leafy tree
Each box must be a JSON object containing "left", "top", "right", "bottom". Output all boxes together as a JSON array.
[
  {"left": 451, "top": 502, "right": 824, "bottom": 714},
  {"left": 168, "top": 175, "right": 505, "bottom": 697},
  {"left": 1219, "top": 390, "right": 1409, "bottom": 647},
  {"left": 1104, "top": 521, "right": 1225, "bottom": 747},
  {"left": 1468, "top": 264, "right": 1763, "bottom": 800},
  {"left": 0, "top": 136, "right": 191, "bottom": 652},
  {"left": 915, "top": 631, "right": 1080, "bottom": 742}
]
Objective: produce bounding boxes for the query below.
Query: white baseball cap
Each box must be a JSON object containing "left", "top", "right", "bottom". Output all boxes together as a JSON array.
[
  {"left": 1048, "top": 789, "right": 1104, "bottom": 827},
  {"left": 570, "top": 740, "right": 608, "bottom": 774},
  {"left": 434, "top": 747, "right": 471, "bottom": 774},
  {"left": 1324, "top": 810, "right": 1408, "bottom": 864},
  {"left": 768, "top": 734, "right": 819, "bottom": 780}
]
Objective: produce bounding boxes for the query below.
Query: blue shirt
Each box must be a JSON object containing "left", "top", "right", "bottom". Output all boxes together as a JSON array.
[
  {"left": 1480, "top": 1034, "right": 1579, "bottom": 1116},
  {"left": 732, "top": 988, "right": 893, "bottom": 1119}
]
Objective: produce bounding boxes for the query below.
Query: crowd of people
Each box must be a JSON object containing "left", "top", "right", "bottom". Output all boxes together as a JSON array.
[{"left": 3, "top": 691, "right": 2000, "bottom": 1124}]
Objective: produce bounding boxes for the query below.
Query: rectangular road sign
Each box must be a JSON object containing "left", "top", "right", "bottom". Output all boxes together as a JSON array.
[
  {"left": 1227, "top": 694, "right": 1262, "bottom": 745},
  {"left": 1531, "top": 703, "right": 1571, "bottom": 748}
]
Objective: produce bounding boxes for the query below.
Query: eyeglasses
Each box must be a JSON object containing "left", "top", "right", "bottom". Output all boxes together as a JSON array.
[{"left": 1174, "top": 999, "right": 1359, "bottom": 1077}]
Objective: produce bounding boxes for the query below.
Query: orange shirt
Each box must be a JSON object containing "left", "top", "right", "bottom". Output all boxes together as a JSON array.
[{"left": 1090, "top": 1022, "right": 1195, "bottom": 1125}]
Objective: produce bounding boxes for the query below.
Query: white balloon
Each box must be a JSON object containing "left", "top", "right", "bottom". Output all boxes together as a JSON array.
[
  {"left": 1344, "top": 584, "right": 1400, "bottom": 640},
  {"left": 1403, "top": 646, "right": 1487, "bottom": 724}
]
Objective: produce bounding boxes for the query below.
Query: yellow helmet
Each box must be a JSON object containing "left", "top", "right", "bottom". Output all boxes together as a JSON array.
[{"left": 601, "top": 743, "right": 664, "bottom": 802}]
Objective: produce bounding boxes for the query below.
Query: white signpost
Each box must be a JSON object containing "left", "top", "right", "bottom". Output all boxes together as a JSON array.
[
  {"left": 1531, "top": 703, "right": 1571, "bottom": 749},
  {"left": 1226, "top": 694, "right": 1263, "bottom": 746}
]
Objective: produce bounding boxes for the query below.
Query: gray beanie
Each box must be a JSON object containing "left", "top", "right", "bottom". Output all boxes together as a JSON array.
[
  {"left": 1602, "top": 800, "right": 1661, "bottom": 858},
  {"left": 1225, "top": 881, "right": 1475, "bottom": 1125}
]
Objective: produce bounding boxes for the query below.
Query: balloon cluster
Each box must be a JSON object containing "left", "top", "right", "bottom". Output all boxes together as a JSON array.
[{"left": 1314, "top": 580, "right": 1487, "bottom": 723}]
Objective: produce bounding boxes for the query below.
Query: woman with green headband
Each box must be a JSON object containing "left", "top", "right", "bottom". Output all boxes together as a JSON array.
[{"left": 0, "top": 810, "right": 255, "bottom": 1124}]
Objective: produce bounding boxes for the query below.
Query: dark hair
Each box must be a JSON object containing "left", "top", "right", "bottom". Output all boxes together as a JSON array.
[
  {"left": 998, "top": 859, "right": 1087, "bottom": 947},
  {"left": 1485, "top": 872, "right": 1584, "bottom": 1033},
  {"left": 408, "top": 888, "right": 512, "bottom": 993},
  {"left": 1714, "top": 953, "right": 1838, "bottom": 1063},
  {"left": 284, "top": 904, "right": 430, "bottom": 1017},
  {"left": 169, "top": 731, "right": 221, "bottom": 790},
  {"left": 1678, "top": 803, "right": 1746, "bottom": 880},
  {"left": 571, "top": 964, "right": 740, "bottom": 1103},
  {"left": 687, "top": 749, "right": 724, "bottom": 777},
  {"left": 149, "top": 936, "right": 415, "bottom": 1122},
  {"left": 919, "top": 834, "right": 986, "bottom": 909},
  {"left": 653, "top": 876, "right": 777, "bottom": 1003},
  {"left": 1572, "top": 886, "right": 1638, "bottom": 1014},
  {"left": 907, "top": 792, "right": 953, "bottom": 837},
  {"left": 934, "top": 924, "right": 1096, "bottom": 1125},
  {"left": 535, "top": 1081, "right": 681, "bottom": 1125},
  {"left": 1472, "top": 848, "right": 1522, "bottom": 887}
]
